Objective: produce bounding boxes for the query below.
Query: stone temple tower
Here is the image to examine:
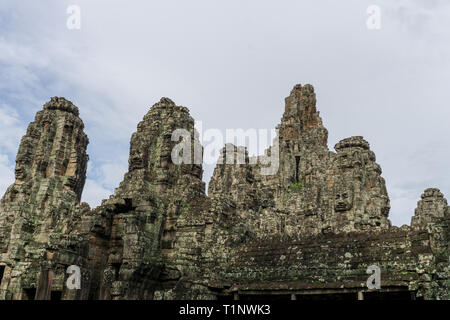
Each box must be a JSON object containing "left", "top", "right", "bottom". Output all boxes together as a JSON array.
[
  {"left": 209, "top": 84, "right": 391, "bottom": 236},
  {"left": 0, "top": 97, "right": 89, "bottom": 300},
  {"left": 82, "top": 98, "right": 206, "bottom": 300}
]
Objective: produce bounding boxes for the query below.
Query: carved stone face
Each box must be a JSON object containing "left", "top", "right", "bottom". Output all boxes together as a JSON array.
[
  {"left": 334, "top": 186, "right": 353, "bottom": 212},
  {"left": 129, "top": 152, "right": 144, "bottom": 171},
  {"left": 192, "top": 164, "right": 202, "bottom": 178},
  {"left": 14, "top": 162, "right": 26, "bottom": 181},
  {"left": 336, "top": 149, "right": 367, "bottom": 170},
  {"left": 351, "top": 150, "right": 362, "bottom": 167},
  {"left": 337, "top": 152, "right": 352, "bottom": 169},
  {"left": 63, "top": 176, "right": 77, "bottom": 190},
  {"left": 160, "top": 155, "right": 170, "bottom": 169}
]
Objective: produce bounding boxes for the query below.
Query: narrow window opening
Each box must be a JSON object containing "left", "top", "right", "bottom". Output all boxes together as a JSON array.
[{"left": 295, "top": 156, "right": 300, "bottom": 183}]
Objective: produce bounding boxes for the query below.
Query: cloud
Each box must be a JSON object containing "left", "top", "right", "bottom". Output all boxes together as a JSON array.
[
  {"left": 0, "top": 154, "right": 14, "bottom": 198},
  {"left": 80, "top": 161, "right": 128, "bottom": 208},
  {"left": 81, "top": 179, "right": 112, "bottom": 208},
  {"left": 0, "top": 104, "right": 24, "bottom": 153},
  {"left": 0, "top": 104, "right": 24, "bottom": 198}
]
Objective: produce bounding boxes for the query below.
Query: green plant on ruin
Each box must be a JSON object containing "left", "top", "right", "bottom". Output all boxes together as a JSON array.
[
  {"left": 288, "top": 181, "right": 302, "bottom": 193},
  {"left": 313, "top": 280, "right": 324, "bottom": 284}
]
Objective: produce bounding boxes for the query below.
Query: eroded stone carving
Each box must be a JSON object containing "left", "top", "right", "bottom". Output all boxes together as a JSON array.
[
  {"left": 411, "top": 188, "right": 449, "bottom": 230},
  {"left": 334, "top": 183, "right": 354, "bottom": 212}
]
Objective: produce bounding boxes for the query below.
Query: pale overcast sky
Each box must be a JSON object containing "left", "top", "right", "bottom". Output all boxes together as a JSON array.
[{"left": 0, "top": 0, "right": 449, "bottom": 226}]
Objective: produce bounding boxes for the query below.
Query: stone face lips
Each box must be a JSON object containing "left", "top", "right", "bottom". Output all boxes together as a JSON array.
[{"left": 0, "top": 86, "right": 448, "bottom": 300}]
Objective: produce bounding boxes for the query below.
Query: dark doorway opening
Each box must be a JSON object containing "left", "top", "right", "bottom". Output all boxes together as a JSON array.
[
  {"left": 51, "top": 291, "right": 63, "bottom": 300},
  {"left": 23, "top": 288, "right": 36, "bottom": 300},
  {"left": 0, "top": 265, "right": 5, "bottom": 283}
]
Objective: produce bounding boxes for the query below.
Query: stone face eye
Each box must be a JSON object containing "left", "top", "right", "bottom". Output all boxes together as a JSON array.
[
  {"left": 343, "top": 193, "right": 348, "bottom": 198},
  {"left": 336, "top": 194, "right": 340, "bottom": 199}
]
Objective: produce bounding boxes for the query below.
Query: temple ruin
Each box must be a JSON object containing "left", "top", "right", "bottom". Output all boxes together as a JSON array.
[{"left": 0, "top": 85, "right": 448, "bottom": 300}]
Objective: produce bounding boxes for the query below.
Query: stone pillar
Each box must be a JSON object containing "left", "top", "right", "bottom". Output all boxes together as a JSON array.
[
  {"left": 357, "top": 291, "right": 364, "bottom": 300},
  {"left": 36, "top": 262, "right": 54, "bottom": 300}
]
